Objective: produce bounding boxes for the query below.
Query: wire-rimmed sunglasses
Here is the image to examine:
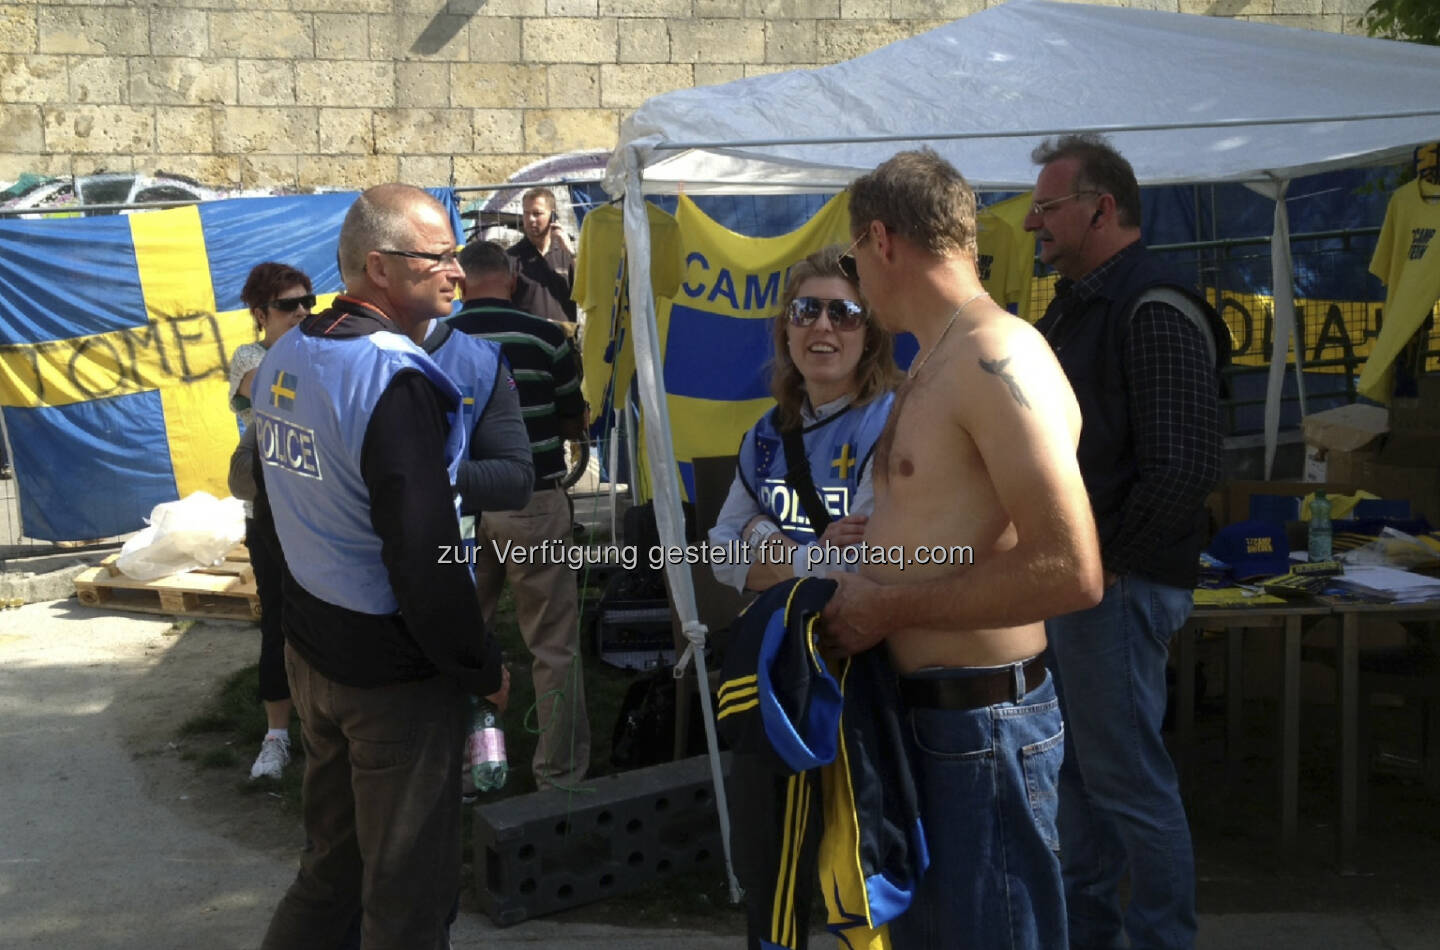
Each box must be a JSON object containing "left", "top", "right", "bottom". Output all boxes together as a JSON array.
[
  {"left": 837, "top": 231, "right": 867, "bottom": 282},
  {"left": 378, "top": 248, "right": 461, "bottom": 270},
  {"left": 786, "top": 296, "right": 867, "bottom": 331},
  {"left": 269, "top": 293, "right": 316, "bottom": 312}
]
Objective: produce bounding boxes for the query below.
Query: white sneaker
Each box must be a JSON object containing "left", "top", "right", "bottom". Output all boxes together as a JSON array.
[{"left": 249, "top": 735, "right": 290, "bottom": 781}]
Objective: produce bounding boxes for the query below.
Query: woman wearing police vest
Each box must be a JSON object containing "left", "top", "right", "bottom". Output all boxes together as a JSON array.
[{"left": 709, "top": 243, "right": 900, "bottom": 593}]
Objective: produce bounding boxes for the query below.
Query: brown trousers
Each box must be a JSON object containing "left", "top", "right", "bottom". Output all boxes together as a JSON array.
[{"left": 260, "top": 644, "right": 463, "bottom": 950}]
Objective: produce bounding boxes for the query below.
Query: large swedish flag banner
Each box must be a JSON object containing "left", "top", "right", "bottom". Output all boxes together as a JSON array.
[{"left": 0, "top": 190, "right": 462, "bottom": 541}]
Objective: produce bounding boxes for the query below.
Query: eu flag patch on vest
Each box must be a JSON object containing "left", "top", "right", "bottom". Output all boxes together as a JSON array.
[{"left": 268, "top": 370, "right": 298, "bottom": 411}]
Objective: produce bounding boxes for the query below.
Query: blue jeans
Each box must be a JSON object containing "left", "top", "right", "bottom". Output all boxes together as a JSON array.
[
  {"left": 1045, "top": 576, "right": 1197, "bottom": 950},
  {"left": 888, "top": 662, "right": 1066, "bottom": 950}
]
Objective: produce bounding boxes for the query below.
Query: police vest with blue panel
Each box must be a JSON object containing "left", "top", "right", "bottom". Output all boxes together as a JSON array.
[
  {"left": 425, "top": 320, "right": 502, "bottom": 448},
  {"left": 254, "top": 329, "right": 465, "bottom": 615},
  {"left": 737, "top": 393, "right": 895, "bottom": 544}
]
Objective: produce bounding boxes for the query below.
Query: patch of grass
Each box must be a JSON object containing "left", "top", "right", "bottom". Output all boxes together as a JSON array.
[{"left": 175, "top": 663, "right": 303, "bottom": 804}]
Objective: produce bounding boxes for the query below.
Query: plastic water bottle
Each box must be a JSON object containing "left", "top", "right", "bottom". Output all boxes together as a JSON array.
[
  {"left": 467, "top": 696, "right": 508, "bottom": 792},
  {"left": 1308, "top": 489, "right": 1333, "bottom": 562}
]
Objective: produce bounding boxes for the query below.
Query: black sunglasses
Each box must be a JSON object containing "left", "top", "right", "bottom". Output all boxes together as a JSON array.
[
  {"left": 270, "top": 293, "right": 316, "bottom": 313},
  {"left": 787, "top": 296, "right": 867, "bottom": 331}
]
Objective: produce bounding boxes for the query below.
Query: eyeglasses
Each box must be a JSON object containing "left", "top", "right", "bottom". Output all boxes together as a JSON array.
[
  {"left": 787, "top": 296, "right": 867, "bottom": 331},
  {"left": 269, "top": 293, "right": 316, "bottom": 313},
  {"left": 1029, "top": 190, "right": 1100, "bottom": 217},
  {"left": 379, "top": 248, "right": 461, "bottom": 270},
  {"left": 837, "top": 231, "right": 868, "bottom": 282}
]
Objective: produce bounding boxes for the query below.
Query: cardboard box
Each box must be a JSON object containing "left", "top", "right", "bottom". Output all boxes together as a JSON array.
[{"left": 1301, "top": 404, "right": 1389, "bottom": 482}]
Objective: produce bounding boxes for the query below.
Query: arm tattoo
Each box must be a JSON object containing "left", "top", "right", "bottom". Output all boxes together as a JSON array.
[{"left": 979, "top": 356, "right": 1032, "bottom": 410}]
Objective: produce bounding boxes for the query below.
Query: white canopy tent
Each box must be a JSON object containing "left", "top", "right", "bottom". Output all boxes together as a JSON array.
[{"left": 600, "top": 0, "right": 1440, "bottom": 897}]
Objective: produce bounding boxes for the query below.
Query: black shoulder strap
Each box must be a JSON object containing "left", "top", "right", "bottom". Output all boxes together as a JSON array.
[{"left": 780, "top": 425, "right": 832, "bottom": 537}]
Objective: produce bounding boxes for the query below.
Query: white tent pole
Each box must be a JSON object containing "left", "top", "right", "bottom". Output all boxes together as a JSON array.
[
  {"left": 620, "top": 147, "right": 741, "bottom": 903},
  {"left": 1253, "top": 177, "right": 1295, "bottom": 479}
]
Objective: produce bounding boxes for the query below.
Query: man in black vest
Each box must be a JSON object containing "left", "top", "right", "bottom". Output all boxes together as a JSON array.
[{"left": 1027, "top": 135, "right": 1229, "bottom": 950}]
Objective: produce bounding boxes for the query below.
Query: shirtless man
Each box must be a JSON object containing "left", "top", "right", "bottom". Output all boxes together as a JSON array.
[{"left": 822, "top": 149, "right": 1104, "bottom": 949}]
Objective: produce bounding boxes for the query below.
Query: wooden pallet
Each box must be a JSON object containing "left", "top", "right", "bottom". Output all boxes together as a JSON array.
[{"left": 73, "top": 544, "right": 260, "bottom": 621}]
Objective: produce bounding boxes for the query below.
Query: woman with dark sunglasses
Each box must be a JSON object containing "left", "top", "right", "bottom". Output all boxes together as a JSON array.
[
  {"left": 708, "top": 243, "right": 901, "bottom": 595},
  {"left": 229, "top": 261, "right": 314, "bottom": 783}
]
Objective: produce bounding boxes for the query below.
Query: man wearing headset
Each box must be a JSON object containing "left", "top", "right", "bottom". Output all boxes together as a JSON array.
[
  {"left": 507, "top": 186, "right": 576, "bottom": 325},
  {"left": 1026, "top": 134, "right": 1230, "bottom": 950}
]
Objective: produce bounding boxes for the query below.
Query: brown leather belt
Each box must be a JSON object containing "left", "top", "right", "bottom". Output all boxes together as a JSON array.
[{"left": 898, "top": 657, "right": 1048, "bottom": 710}]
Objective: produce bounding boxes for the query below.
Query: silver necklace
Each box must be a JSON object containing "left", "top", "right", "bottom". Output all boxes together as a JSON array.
[{"left": 907, "top": 291, "right": 989, "bottom": 380}]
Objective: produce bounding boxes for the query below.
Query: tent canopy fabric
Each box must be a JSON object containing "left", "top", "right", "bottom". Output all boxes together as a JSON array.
[{"left": 606, "top": 0, "right": 1440, "bottom": 195}]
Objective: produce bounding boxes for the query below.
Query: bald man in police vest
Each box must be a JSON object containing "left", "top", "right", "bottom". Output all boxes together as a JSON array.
[{"left": 256, "top": 184, "right": 508, "bottom": 950}]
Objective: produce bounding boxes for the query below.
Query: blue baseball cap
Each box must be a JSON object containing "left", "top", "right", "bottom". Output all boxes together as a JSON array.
[{"left": 1207, "top": 520, "right": 1291, "bottom": 581}]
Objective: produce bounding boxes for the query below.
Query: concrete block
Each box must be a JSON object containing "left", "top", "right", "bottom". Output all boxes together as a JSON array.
[
  {"left": 0, "top": 153, "right": 70, "bottom": 182},
  {"left": 370, "top": 14, "right": 471, "bottom": 61},
  {"left": 548, "top": 64, "right": 601, "bottom": 108},
  {"left": 399, "top": 154, "right": 454, "bottom": 187},
  {"left": 450, "top": 63, "right": 547, "bottom": 108},
  {"left": 397, "top": 62, "right": 451, "bottom": 108},
  {"left": 471, "top": 108, "right": 525, "bottom": 154},
  {"left": 0, "top": 5, "right": 37, "bottom": 54},
  {"left": 238, "top": 60, "right": 297, "bottom": 107},
  {"left": 467, "top": 16, "right": 522, "bottom": 63},
  {"left": 669, "top": 18, "right": 766, "bottom": 64},
  {"left": 816, "top": 19, "right": 918, "bottom": 61},
  {"left": 129, "top": 57, "right": 238, "bottom": 106},
  {"left": 215, "top": 106, "right": 318, "bottom": 154},
  {"left": 618, "top": 18, "right": 670, "bottom": 63},
  {"left": 600, "top": 63, "right": 691, "bottom": 108},
  {"left": 0, "top": 54, "right": 69, "bottom": 104},
  {"left": 0, "top": 559, "right": 99, "bottom": 605},
  {"left": 43, "top": 105, "right": 153, "bottom": 154},
  {"left": 549, "top": 0, "right": 600, "bottom": 14},
  {"left": 239, "top": 154, "right": 299, "bottom": 189},
  {"left": 210, "top": 13, "right": 315, "bottom": 59},
  {"left": 889, "top": 0, "right": 985, "bottom": 18},
  {"left": 1, "top": 104, "right": 43, "bottom": 153},
  {"left": 746, "top": 0, "right": 839, "bottom": 17},
  {"left": 319, "top": 108, "right": 375, "bottom": 154},
  {"left": 299, "top": 154, "right": 399, "bottom": 189},
  {"left": 38, "top": 7, "right": 149, "bottom": 56},
  {"left": 839, "top": 0, "right": 889, "bottom": 17},
  {"left": 601, "top": 0, "right": 692, "bottom": 15},
  {"left": 301, "top": 0, "right": 391, "bottom": 12},
  {"left": 155, "top": 107, "right": 216, "bottom": 154},
  {"left": 694, "top": 0, "right": 746, "bottom": 16},
  {"left": 523, "top": 108, "right": 620, "bottom": 153},
  {"left": 765, "top": 19, "right": 816, "bottom": 64},
  {"left": 694, "top": 63, "right": 746, "bottom": 87},
  {"left": 68, "top": 56, "right": 127, "bottom": 105},
  {"left": 150, "top": 7, "right": 209, "bottom": 57},
  {"left": 73, "top": 153, "right": 133, "bottom": 176},
  {"left": 296, "top": 61, "right": 394, "bottom": 108},
  {"left": 374, "top": 108, "right": 474, "bottom": 154},
  {"left": 473, "top": 0, "right": 547, "bottom": 16},
  {"left": 522, "top": 17, "right": 618, "bottom": 63},
  {"left": 453, "top": 153, "right": 529, "bottom": 186},
  {"left": 314, "top": 13, "right": 371, "bottom": 61},
  {"left": 473, "top": 754, "right": 729, "bottom": 926},
  {"left": 139, "top": 154, "right": 241, "bottom": 188}
]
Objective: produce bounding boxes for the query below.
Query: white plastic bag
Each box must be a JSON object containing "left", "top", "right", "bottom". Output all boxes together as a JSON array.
[{"left": 116, "top": 491, "right": 247, "bottom": 581}]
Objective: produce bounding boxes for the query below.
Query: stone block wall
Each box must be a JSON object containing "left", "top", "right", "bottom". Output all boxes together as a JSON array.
[{"left": 0, "top": 0, "right": 1372, "bottom": 191}]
